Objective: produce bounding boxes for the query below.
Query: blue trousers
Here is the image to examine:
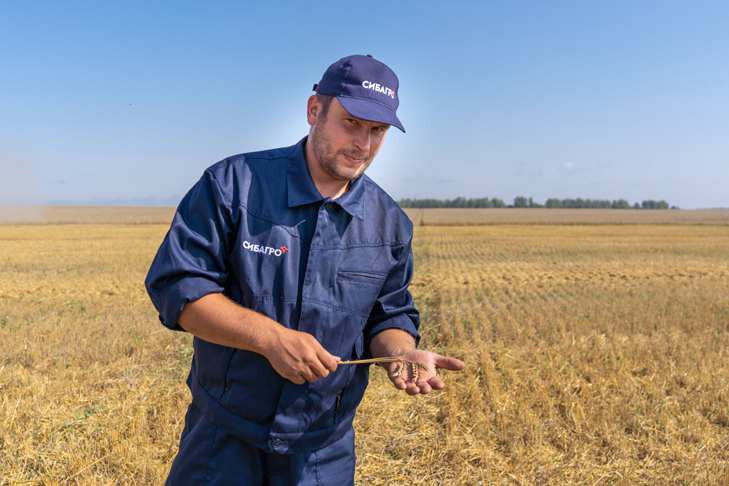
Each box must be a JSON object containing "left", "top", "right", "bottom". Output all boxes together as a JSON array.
[{"left": 165, "top": 404, "right": 356, "bottom": 486}]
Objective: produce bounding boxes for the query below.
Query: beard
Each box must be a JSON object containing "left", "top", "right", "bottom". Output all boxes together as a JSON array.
[{"left": 310, "top": 123, "right": 375, "bottom": 182}]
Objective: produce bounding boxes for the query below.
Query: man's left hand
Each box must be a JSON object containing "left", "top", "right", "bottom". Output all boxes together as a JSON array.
[{"left": 380, "top": 349, "right": 465, "bottom": 395}]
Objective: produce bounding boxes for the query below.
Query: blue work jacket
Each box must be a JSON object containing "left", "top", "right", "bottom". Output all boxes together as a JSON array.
[{"left": 145, "top": 136, "right": 420, "bottom": 454}]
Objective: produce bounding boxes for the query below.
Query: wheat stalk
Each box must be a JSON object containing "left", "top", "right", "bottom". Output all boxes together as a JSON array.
[
  {"left": 338, "top": 356, "right": 423, "bottom": 382},
  {"left": 338, "top": 357, "right": 402, "bottom": 365}
]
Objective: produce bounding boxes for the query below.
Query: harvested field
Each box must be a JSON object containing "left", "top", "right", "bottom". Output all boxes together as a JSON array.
[
  {"left": 2, "top": 206, "right": 728, "bottom": 226},
  {"left": 403, "top": 208, "right": 729, "bottom": 226},
  {"left": 0, "top": 206, "right": 176, "bottom": 225},
  {"left": 1, "top": 213, "right": 728, "bottom": 483}
]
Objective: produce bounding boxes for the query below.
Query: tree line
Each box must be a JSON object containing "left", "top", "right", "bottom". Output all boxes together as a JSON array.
[{"left": 398, "top": 197, "right": 677, "bottom": 209}]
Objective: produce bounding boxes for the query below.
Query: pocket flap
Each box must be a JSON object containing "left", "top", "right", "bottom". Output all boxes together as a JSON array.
[{"left": 337, "top": 269, "right": 386, "bottom": 285}]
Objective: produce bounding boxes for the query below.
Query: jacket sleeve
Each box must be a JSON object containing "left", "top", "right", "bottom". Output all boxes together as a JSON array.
[
  {"left": 363, "top": 235, "right": 421, "bottom": 351},
  {"left": 144, "top": 169, "right": 233, "bottom": 331}
]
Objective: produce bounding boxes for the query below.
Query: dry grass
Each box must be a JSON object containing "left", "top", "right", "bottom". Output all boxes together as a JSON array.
[{"left": 1, "top": 213, "right": 728, "bottom": 484}]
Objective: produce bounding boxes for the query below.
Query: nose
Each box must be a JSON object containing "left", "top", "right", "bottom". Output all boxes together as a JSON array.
[{"left": 352, "top": 126, "right": 371, "bottom": 154}]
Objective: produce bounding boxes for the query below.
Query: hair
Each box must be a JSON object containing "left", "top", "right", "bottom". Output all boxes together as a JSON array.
[{"left": 315, "top": 94, "right": 333, "bottom": 121}]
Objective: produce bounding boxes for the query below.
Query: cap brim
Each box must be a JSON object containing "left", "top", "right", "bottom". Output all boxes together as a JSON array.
[{"left": 336, "top": 96, "right": 406, "bottom": 133}]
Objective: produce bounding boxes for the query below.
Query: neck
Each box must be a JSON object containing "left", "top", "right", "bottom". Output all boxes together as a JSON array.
[{"left": 305, "top": 138, "right": 349, "bottom": 200}]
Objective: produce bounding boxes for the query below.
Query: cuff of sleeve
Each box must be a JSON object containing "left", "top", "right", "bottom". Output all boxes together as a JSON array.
[
  {"left": 159, "top": 276, "right": 224, "bottom": 331},
  {"left": 365, "top": 314, "right": 421, "bottom": 352}
]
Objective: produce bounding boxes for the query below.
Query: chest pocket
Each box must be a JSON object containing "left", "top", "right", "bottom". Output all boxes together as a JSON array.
[
  {"left": 233, "top": 211, "right": 300, "bottom": 301},
  {"left": 334, "top": 269, "right": 386, "bottom": 317}
]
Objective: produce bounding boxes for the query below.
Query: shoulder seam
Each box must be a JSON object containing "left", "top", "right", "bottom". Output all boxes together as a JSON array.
[
  {"left": 242, "top": 143, "right": 298, "bottom": 161},
  {"left": 202, "top": 168, "right": 232, "bottom": 208}
]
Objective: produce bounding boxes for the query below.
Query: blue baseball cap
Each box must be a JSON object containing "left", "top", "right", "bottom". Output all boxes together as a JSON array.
[{"left": 313, "top": 54, "right": 405, "bottom": 133}]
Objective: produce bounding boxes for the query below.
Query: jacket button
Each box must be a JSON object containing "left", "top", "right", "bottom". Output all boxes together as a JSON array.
[{"left": 269, "top": 437, "right": 287, "bottom": 453}]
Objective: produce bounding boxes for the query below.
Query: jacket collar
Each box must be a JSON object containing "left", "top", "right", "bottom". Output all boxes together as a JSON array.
[{"left": 287, "top": 136, "right": 365, "bottom": 220}]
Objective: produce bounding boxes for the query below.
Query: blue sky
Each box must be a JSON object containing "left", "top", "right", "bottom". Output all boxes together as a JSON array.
[{"left": 1, "top": 1, "right": 727, "bottom": 208}]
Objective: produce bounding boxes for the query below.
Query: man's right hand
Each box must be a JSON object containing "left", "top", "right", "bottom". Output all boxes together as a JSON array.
[
  {"left": 264, "top": 327, "right": 340, "bottom": 384},
  {"left": 177, "top": 293, "right": 340, "bottom": 385}
]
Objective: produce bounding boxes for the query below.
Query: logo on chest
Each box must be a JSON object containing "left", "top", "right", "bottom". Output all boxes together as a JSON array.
[{"left": 242, "top": 240, "right": 289, "bottom": 257}]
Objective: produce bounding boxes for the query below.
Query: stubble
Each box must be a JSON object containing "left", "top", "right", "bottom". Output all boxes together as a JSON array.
[{"left": 310, "top": 124, "right": 374, "bottom": 182}]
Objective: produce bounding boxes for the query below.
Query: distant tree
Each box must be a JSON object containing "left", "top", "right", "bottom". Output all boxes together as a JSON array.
[
  {"left": 612, "top": 199, "right": 630, "bottom": 209},
  {"left": 398, "top": 197, "right": 673, "bottom": 209},
  {"left": 527, "top": 197, "right": 542, "bottom": 208}
]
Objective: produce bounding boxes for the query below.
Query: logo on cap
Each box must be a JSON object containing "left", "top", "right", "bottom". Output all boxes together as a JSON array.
[{"left": 361, "top": 80, "right": 396, "bottom": 99}]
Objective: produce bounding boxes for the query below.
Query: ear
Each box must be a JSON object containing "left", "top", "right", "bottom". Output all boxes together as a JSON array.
[{"left": 306, "top": 95, "right": 320, "bottom": 126}]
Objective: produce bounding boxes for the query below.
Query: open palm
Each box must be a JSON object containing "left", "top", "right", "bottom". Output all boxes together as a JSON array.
[{"left": 381, "top": 349, "right": 465, "bottom": 395}]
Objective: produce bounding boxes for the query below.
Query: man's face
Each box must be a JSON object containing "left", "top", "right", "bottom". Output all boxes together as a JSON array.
[{"left": 307, "top": 96, "right": 390, "bottom": 182}]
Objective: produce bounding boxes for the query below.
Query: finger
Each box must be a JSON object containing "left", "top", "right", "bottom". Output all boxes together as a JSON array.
[
  {"left": 311, "top": 363, "right": 329, "bottom": 379},
  {"left": 300, "top": 369, "right": 317, "bottom": 383},
  {"left": 417, "top": 380, "right": 432, "bottom": 394},
  {"left": 391, "top": 376, "right": 407, "bottom": 390},
  {"left": 416, "top": 372, "right": 433, "bottom": 393},
  {"left": 428, "top": 375, "right": 445, "bottom": 390},
  {"left": 405, "top": 382, "right": 420, "bottom": 395},
  {"left": 434, "top": 355, "right": 465, "bottom": 371},
  {"left": 317, "top": 347, "right": 340, "bottom": 372},
  {"left": 308, "top": 356, "right": 330, "bottom": 379},
  {"left": 290, "top": 374, "right": 305, "bottom": 385},
  {"left": 385, "top": 363, "right": 407, "bottom": 390}
]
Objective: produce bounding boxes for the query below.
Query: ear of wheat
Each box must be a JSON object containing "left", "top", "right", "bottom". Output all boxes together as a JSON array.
[{"left": 338, "top": 357, "right": 423, "bottom": 383}]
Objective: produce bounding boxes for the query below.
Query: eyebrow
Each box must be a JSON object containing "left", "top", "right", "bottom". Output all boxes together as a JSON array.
[{"left": 343, "top": 114, "right": 389, "bottom": 130}]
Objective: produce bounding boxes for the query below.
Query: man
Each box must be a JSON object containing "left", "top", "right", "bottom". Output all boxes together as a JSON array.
[{"left": 145, "top": 54, "right": 464, "bottom": 485}]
